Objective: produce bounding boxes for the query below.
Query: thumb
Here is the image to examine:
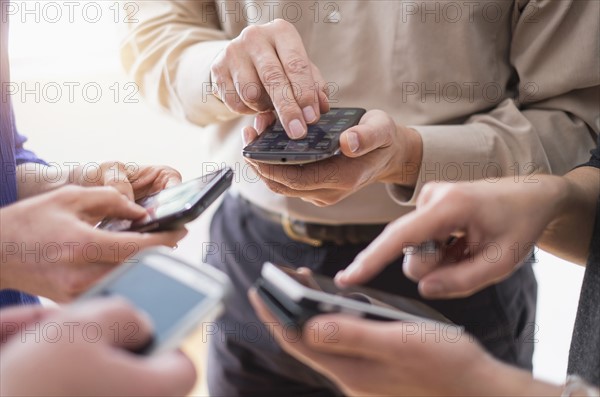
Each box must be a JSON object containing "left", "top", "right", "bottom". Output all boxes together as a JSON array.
[
  {"left": 76, "top": 187, "right": 147, "bottom": 222},
  {"left": 339, "top": 123, "right": 392, "bottom": 158},
  {"left": 0, "top": 306, "right": 57, "bottom": 344},
  {"left": 134, "top": 351, "right": 198, "bottom": 396},
  {"left": 303, "top": 315, "right": 390, "bottom": 359}
]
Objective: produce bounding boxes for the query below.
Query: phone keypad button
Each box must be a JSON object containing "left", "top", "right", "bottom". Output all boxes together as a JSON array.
[{"left": 286, "top": 141, "right": 310, "bottom": 151}]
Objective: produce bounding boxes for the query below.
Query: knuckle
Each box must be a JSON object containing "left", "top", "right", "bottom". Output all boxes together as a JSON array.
[
  {"left": 285, "top": 56, "right": 310, "bottom": 76},
  {"left": 277, "top": 100, "right": 300, "bottom": 117},
  {"left": 271, "top": 18, "right": 292, "bottom": 30},
  {"left": 227, "top": 100, "right": 254, "bottom": 115},
  {"left": 239, "top": 24, "right": 262, "bottom": 43},
  {"left": 261, "top": 63, "right": 287, "bottom": 85}
]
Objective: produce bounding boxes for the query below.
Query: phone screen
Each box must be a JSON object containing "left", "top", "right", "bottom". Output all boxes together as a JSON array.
[
  {"left": 97, "top": 263, "right": 207, "bottom": 351},
  {"left": 136, "top": 171, "right": 220, "bottom": 222},
  {"left": 99, "top": 170, "right": 221, "bottom": 231},
  {"left": 242, "top": 108, "right": 366, "bottom": 164},
  {"left": 276, "top": 266, "right": 450, "bottom": 322}
]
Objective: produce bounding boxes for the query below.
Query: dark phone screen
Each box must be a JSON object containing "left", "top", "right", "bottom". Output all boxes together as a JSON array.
[
  {"left": 99, "top": 264, "right": 206, "bottom": 348},
  {"left": 136, "top": 171, "right": 219, "bottom": 222},
  {"left": 100, "top": 171, "right": 220, "bottom": 231},
  {"left": 244, "top": 108, "right": 365, "bottom": 154},
  {"left": 276, "top": 266, "right": 450, "bottom": 322}
]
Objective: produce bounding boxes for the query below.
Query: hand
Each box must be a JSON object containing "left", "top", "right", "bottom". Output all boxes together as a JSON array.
[
  {"left": 210, "top": 19, "right": 329, "bottom": 138},
  {"left": 242, "top": 110, "right": 423, "bottom": 206},
  {"left": 69, "top": 161, "right": 182, "bottom": 201},
  {"left": 0, "top": 186, "right": 187, "bottom": 302},
  {"left": 336, "top": 177, "right": 568, "bottom": 299},
  {"left": 0, "top": 298, "right": 196, "bottom": 396},
  {"left": 249, "top": 290, "right": 560, "bottom": 396},
  {"left": 0, "top": 305, "right": 58, "bottom": 345},
  {"left": 17, "top": 161, "right": 182, "bottom": 202}
]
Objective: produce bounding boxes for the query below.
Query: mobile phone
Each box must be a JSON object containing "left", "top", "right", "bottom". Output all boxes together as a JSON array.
[
  {"left": 255, "top": 263, "right": 453, "bottom": 327},
  {"left": 76, "top": 248, "right": 232, "bottom": 355},
  {"left": 98, "top": 167, "right": 234, "bottom": 233},
  {"left": 242, "top": 108, "right": 366, "bottom": 164}
]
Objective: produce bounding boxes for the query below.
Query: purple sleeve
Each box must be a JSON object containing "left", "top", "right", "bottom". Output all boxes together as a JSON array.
[{"left": 13, "top": 129, "right": 46, "bottom": 166}]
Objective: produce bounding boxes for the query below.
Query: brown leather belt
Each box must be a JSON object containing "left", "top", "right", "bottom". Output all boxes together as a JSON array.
[{"left": 241, "top": 198, "right": 387, "bottom": 247}]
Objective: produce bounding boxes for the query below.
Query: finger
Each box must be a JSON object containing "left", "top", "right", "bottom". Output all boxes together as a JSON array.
[
  {"left": 86, "top": 228, "right": 188, "bottom": 264},
  {"left": 215, "top": 72, "right": 255, "bottom": 115},
  {"left": 0, "top": 306, "right": 57, "bottom": 344},
  {"left": 418, "top": 249, "right": 516, "bottom": 299},
  {"left": 230, "top": 56, "right": 273, "bottom": 112},
  {"left": 251, "top": 44, "right": 307, "bottom": 139},
  {"left": 339, "top": 113, "right": 393, "bottom": 158},
  {"left": 254, "top": 112, "right": 276, "bottom": 134},
  {"left": 242, "top": 126, "right": 259, "bottom": 147},
  {"left": 403, "top": 237, "right": 469, "bottom": 282},
  {"left": 100, "top": 162, "right": 135, "bottom": 201},
  {"left": 302, "top": 315, "right": 394, "bottom": 360},
  {"left": 65, "top": 297, "right": 153, "bottom": 350},
  {"left": 128, "top": 165, "right": 183, "bottom": 197},
  {"left": 116, "top": 351, "right": 197, "bottom": 397},
  {"left": 311, "top": 64, "right": 330, "bottom": 114},
  {"left": 250, "top": 160, "right": 342, "bottom": 191},
  {"left": 271, "top": 21, "right": 321, "bottom": 125},
  {"left": 335, "top": 206, "right": 461, "bottom": 287},
  {"left": 402, "top": 242, "right": 444, "bottom": 282},
  {"left": 75, "top": 187, "right": 147, "bottom": 223},
  {"left": 248, "top": 289, "right": 364, "bottom": 376}
]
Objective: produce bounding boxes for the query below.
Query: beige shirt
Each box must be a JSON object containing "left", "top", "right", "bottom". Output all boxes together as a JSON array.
[{"left": 122, "top": 0, "right": 599, "bottom": 225}]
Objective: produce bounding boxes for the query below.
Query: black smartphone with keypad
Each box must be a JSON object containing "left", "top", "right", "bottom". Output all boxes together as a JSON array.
[{"left": 242, "top": 108, "right": 366, "bottom": 165}]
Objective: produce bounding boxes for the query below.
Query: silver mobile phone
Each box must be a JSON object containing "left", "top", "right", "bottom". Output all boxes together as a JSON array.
[
  {"left": 77, "top": 248, "right": 232, "bottom": 355},
  {"left": 256, "top": 262, "right": 453, "bottom": 326}
]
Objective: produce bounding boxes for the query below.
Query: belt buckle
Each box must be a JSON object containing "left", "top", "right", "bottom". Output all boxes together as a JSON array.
[{"left": 282, "top": 216, "right": 323, "bottom": 247}]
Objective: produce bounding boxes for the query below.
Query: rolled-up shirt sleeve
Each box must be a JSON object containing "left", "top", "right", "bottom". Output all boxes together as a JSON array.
[
  {"left": 121, "top": 0, "right": 234, "bottom": 126},
  {"left": 389, "top": 0, "right": 599, "bottom": 205}
]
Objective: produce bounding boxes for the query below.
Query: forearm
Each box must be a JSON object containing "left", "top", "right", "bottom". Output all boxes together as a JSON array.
[
  {"left": 15, "top": 164, "right": 70, "bottom": 200},
  {"left": 538, "top": 166, "right": 600, "bottom": 265},
  {"left": 122, "top": 0, "right": 234, "bottom": 126}
]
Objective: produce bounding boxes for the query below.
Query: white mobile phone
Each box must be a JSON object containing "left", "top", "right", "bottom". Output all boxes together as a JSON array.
[
  {"left": 77, "top": 248, "right": 231, "bottom": 355},
  {"left": 256, "top": 262, "right": 453, "bottom": 326}
]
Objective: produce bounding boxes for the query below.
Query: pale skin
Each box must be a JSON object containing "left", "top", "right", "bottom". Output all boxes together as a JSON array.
[
  {"left": 212, "top": 19, "right": 423, "bottom": 205},
  {"left": 1, "top": 161, "right": 187, "bottom": 302},
  {"left": 249, "top": 166, "right": 599, "bottom": 396},
  {"left": 336, "top": 167, "right": 600, "bottom": 298},
  {"left": 242, "top": 110, "right": 423, "bottom": 207},
  {"left": 250, "top": 290, "right": 562, "bottom": 397},
  {"left": 0, "top": 298, "right": 196, "bottom": 396}
]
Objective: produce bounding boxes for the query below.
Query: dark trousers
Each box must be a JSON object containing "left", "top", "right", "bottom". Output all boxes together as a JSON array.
[{"left": 205, "top": 194, "right": 537, "bottom": 396}]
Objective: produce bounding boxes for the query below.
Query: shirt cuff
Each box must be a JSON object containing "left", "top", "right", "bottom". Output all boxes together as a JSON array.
[
  {"left": 174, "top": 40, "right": 237, "bottom": 126},
  {"left": 387, "top": 123, "right": 492, "bottom": 206}
]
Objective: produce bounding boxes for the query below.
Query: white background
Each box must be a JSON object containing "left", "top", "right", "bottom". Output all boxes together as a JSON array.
[{"left": 7, "top": 1, "right": 585, "bottom": 388}]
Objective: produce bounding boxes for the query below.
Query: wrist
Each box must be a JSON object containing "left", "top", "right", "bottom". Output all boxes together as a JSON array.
[
  {"left": 380, "top": 126, "right": 423, "bottom": 187},
  {"left": 478, "top": 356, "right": 562, "bottom": 396},
  {"left": 16, "top": 164, "right": 69, "bottom": 199}
]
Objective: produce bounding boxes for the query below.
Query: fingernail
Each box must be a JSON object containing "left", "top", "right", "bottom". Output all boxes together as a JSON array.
[
  {"left": 289, "top": 119, "right": 306, "bottom": 139},
  {"left": 346, "top": 131, "right": 360, "bottom": 153},
  {"left": 334, "top": 270, "right": 345, "bottom": 283},
  {"left": 342, "top": 261, "right": 361, "bottom": 278},
  {"left": 421, "top": 281, "right": 444, "bottom": 297},
  {"left": 302, "top": 106, "right": 317, "bottom": 124}
]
